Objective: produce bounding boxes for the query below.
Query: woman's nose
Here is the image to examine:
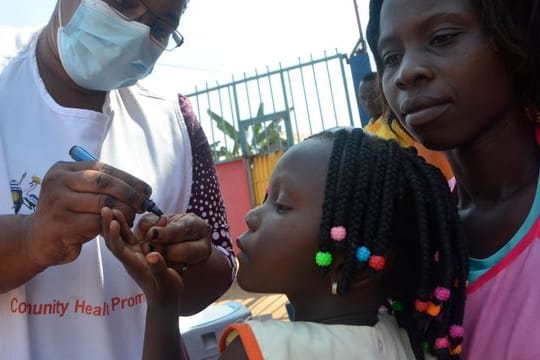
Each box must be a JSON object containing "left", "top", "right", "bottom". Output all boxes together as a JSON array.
[{"left": 394, "top": 52, "right": 434, "bottom": 89}]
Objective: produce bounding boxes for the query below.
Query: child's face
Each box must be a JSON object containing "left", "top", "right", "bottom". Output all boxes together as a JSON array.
[
  {"left": 377, "top": 0, "right": 514, "bottom": 150},
  {"left": 236, "top": 138, "right": 332, "bottom": 296}
]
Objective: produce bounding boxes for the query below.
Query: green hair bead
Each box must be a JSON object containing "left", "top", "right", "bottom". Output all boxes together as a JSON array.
[
  {"left": 391, "top": 300, "right": 403, "bottom": 312},
  {"left": 315, "top": 251, "right": 333, "bottom": 267},
  {"left": 421, "top": 341, "right": 429, "bottom": 353}
]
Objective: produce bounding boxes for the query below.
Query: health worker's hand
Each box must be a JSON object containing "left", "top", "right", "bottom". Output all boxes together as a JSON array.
[
  {"left": 101, "top": 207, "right": 184, "bottom": 306},
  {"left": 136, "top": 213, "right": 213, "bottom": 274},
  {"left": 24, "top": 160, "right": 152, "bottom": 268}
]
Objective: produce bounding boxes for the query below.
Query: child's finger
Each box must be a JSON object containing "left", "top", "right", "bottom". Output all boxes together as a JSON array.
[
  {"left": 107, "top": 219, "right": 124, "bottom": 258},
  {"left": 146, "top": 252, "right": 184, "bottom": 294},
  {"left": 108, "top": 219, "right": 149, "bottom": 279},
  {"left": 101, "top": 207, "right": 114, "bottom": 249},
  {"left": 104, "top": 209, "right": 137, "bottom": 265},
  {"left": 111, "top": 209, "right": 139, "bottom": 245},
  {"left": 146, "top": 252, "right": 168, "bottom": 275}
]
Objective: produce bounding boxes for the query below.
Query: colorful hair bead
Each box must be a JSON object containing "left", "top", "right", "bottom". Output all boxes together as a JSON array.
[
  {"left": 433, "top": 251, "right": 440, "bottom": 263},
  {"left": 330, "top": 226, "right": 347, "bottom": 241},
  {"left": 415, "top": 299, "right": 429, "bottom": 312},
  {"left": 435, "top": 337, "right": 449, "bottom": 350},
  {"left": 435, "top": 286, "right": 451, "bottom": 301},
  {"left": 450, "top": 345, "right": 462, "bottom": 356},
  {"left": 426, "top": 302, "right": 441, "bottom": 317},
  {"left": 355, "top": 246, "right": 370, "bottom": 262},
  {"left": 421, "top": 341, "right": 429, "bottom": 353},
  {"left": 369, "top": 255, "right": 386, "bottom": 271},
  {"left": 315, "top": 251, "right": 333, "bottom": 267},
  {"left": 449, "top": 325, "right": 465, "bottom": 338},
  {"left": 390, "top": 300, "right": 403, "bottom": 312}
]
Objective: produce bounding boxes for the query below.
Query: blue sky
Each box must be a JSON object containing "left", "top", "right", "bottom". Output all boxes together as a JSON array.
[{"left": 0, "top": 0, "right": 371, "bottom": 94}]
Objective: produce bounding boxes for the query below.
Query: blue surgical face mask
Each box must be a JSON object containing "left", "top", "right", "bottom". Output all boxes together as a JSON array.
[{"left": 57, "top": 0, "right": 163, "bottom": 91}]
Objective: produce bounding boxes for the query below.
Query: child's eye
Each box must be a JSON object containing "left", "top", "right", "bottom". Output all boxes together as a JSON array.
[
  {"left": 274, "top": 203, "right": 291, "bottom": 214},
  {"left": 430, "top": 32, "right": 460, "bottom": 46}
]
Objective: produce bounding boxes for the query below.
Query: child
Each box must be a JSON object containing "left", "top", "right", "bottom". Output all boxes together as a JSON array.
[
  {"left": 103, "top": 128, "right": 468, "bottom": 359},
  {"left": 366, "top": 0, "right": 540, "bottom": 358}
]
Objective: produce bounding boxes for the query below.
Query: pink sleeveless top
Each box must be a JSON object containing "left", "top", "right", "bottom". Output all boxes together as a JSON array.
[{"left": 463, "top": 177, "right": 540, "bottom": 359}]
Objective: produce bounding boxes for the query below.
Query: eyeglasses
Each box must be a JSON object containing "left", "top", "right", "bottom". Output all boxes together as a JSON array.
[{"left": 105, "top": 0, "right": 184, "bottom": 51}]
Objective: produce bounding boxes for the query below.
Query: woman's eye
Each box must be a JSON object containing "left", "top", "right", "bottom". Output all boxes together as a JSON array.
[
  {"left": 382, "top": 53, "right": 401, "bottom": 67},
  {"left": 431, "top": 32, "right": 460, "bottom": 46}
]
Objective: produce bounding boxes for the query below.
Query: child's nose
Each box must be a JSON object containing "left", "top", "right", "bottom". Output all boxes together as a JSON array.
[{"left": 245, "top": 209, "right": 259, "bottom": 231}]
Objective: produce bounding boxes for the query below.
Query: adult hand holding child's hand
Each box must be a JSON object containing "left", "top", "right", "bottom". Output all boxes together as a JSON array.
[
  {"left": 136, "top": 213, "right": 213, "bottom": 274},
  {"left": 24, "top": 160, "right": 151, "bottom": 269},
  {"left": 101, "top": 207, "right": 184, "bottom": 306}
]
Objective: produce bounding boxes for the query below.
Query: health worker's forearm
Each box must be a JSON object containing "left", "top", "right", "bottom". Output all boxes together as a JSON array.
[{"left": 0, "top": 214, "right": 45, "bottom": 293}]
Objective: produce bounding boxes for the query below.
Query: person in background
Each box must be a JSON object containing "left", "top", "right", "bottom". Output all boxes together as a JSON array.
[
  {"left": 361, "top": 71, "right": 415, "bottom": 147},
  {"left": 104, "top": 128, "right": 468, "bottom": 359},
  {"left": 360, "top": 71, "right": 454, "bottom": 180},
  {"left": 367, "top": 0, "right": 540, "bottom": 358},
  {"left": 0, "top": 0, "right": 235, "bottom": 359}
]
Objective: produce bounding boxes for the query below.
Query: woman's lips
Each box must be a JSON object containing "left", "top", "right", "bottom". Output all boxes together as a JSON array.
[{"left": 404, "top": 102, "right": 450, "bottom": 126}]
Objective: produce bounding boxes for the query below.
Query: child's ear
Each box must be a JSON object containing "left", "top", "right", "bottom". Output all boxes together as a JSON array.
[{"left": 328, "top": 251, "right": 384, "bottom": 293}]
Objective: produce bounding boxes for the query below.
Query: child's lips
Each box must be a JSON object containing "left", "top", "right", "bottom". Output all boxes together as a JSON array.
[{"left": 236, "top": 236, "right": 247, "bottom": 253}]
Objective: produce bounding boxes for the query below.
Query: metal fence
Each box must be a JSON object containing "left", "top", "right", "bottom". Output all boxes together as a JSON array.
[{"left": 186, "top": 50, "right": 362, "bottom": 163}]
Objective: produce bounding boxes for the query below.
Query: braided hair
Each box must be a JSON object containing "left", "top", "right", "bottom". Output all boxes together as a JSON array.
[
  {"left": 313, "top": 128, "right": 468, "bottom": 359},
  {"left": 366, "top": 0, "right": 540, "bottom": 125}
]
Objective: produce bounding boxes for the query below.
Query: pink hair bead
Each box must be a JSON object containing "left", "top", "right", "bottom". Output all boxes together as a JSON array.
[
  {"left": 435, "top": 286, "right": 451, "bottom": 301},
  {"left": 433, "top": 251, "right": 440, "bottom": 263},
  {"left": 449, "top": 325, "right": 465, "bottom": 338},
  {"left": 330, "top": 226, "right": 347, "bottom": 241},
  {"left": 435, "top": 337, "right": 449, "bottom": 350}
]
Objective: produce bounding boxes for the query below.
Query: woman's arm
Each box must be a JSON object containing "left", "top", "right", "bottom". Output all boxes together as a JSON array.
[{"left": 176, "top": 95, "right": 235, "bottom": 315}]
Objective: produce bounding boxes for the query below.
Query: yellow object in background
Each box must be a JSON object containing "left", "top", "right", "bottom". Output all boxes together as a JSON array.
[
  {"left": 251, "top": 151, "right": 284, "bottom": 206},
  {"left": 364, "top": 117, "right": 454, "bottom": 180},
  {"left": 364, "top": 116, "right": 415, "bottom": 147}
]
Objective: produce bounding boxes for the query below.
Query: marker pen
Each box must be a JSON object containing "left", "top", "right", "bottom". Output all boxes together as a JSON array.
[{"left": 69, "top": 145, "right": 164, "bottom": 217}]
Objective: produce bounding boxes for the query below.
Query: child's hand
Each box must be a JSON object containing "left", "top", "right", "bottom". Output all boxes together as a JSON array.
[{"left": 101, "top": 207, "right": 184, "bottom": 306}]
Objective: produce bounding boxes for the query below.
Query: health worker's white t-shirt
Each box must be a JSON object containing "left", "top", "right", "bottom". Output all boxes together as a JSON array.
[{"left": 0, "top": 27, "right": 192, "bottom": 360}]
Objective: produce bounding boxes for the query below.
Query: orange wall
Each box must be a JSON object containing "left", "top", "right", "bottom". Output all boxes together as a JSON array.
[{"left": 215, "top": 159, "right": 252, "bottom": 254}]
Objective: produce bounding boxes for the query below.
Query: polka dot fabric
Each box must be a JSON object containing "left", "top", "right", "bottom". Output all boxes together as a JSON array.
[{"left": 179, "top": 95, "right": 236, "bottom": 279}]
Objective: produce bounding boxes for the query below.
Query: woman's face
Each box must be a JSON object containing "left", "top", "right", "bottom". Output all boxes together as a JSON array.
[{"left": 377, "top": 0, "right": 515, "bottom": 150}]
